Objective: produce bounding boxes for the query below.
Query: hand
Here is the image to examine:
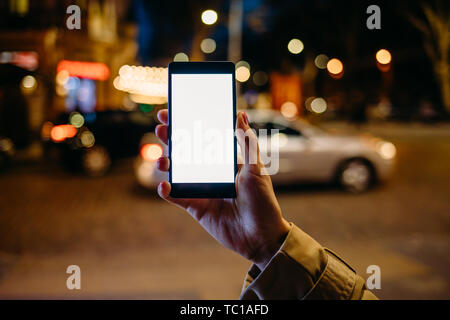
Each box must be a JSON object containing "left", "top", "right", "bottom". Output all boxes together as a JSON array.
[{"left": 155, "top": 110, "right": 290, "bottom": 270}]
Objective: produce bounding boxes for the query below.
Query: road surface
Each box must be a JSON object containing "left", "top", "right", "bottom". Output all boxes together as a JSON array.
[{"left": 0, "top": 123, "right": 449, "bottom": 299}]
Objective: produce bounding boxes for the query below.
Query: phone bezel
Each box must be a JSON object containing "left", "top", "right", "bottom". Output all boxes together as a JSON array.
[{"left": 168, "top": 61, "right": 237, "bottom": 198}]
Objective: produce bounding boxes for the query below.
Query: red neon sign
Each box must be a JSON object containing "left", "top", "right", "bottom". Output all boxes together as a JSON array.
[{"left": 57, "top": 60, "right": 110, "bottom": 81}]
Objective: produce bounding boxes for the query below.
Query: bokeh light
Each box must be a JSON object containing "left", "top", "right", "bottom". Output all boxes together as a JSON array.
[
  {"left": 327, "top": 58, "right": 344, "bottom": 75},
  {"left": 236, "top": 67, "right": 250, "bottom": 82},
  {"left": 56, "top": 70, "right": 69, "bottom": 86},
  {"left": 280, "top": 101, "right": 298, "bottom": 119},
  {"left": 253, "top": 71, "right": 268, "bottom": 86},
  {"left": 200, "top": 38, "right": 216, "bottom": 54},
  {"left": 173, "top": 52, "right": 189, "bottom": 62},
  {"left": 0, "top": 137, "right": 14, "bottom": 153},
  {"left": 376, "top": 49, "right": 392, "bottom": 65},
  {"left": 141, "top": 144, "right": 163, "bottom": 162},
  {"left": 116, "top": 65, "right": 168, "bottom": 102},
  {"left": 80, "top": 130, "right": 95, "bottom": 148},
  {"left": 235, "top": 61, "right": 250, "bottom": 82},
  {"left": 50, "top": 126, "right": 66, "bottom": 142},
  {"left": 201, "top": 10, "right": 218, "bottom": 25},
  {"left": 311, "top": 98, "right": 327, "bottom": 114},
  {"left": 304, "top": 96, "right": 315, "bottom": 111},
  {"left": 314, "top": 54, "right": 329, "bottom": 69},
  {"left": 376, "top": 141, "right": 396, "bottom": 160},
  {"left": 82, "top": 146, "right": 110, "bottom": 176},
  {"left": 41, "top": 121, "right": 53, "bottom": 141},
  {"left": 64, "top": 77, "right": 80, "bottom": 91},
  {"left": 50, "top": 125, "right": 77, "bottom": 142},
  {"left": 56, "top": 85, "right": 67, "bottom": 96},
  {"left": 235, "top": 60, "right": 250, "bottom": 69},
  {"left": 21, "top": 75, "right": 37, "bottom": 90},
  {"left": 287, "top": 39, "right": 304, "bottom": 54},
  {"left": 70, "top": 112, "right": 85, "bottom": 128}
]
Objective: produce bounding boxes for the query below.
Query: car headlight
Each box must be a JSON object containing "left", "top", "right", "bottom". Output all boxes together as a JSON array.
[{"left": 376, "top": 141, "right": 396, "bottom": 160}]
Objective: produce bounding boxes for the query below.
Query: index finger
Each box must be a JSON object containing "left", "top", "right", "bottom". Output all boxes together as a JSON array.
[{"left": 157, "top": 109, "right": 168, "bottom": 125}]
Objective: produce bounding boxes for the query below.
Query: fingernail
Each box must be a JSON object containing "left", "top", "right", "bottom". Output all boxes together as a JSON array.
[{"left": 242, "top": 112, "right": 249, "bottom": 125}]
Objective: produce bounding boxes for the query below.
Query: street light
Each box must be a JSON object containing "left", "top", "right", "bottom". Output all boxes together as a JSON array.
[{"left": 201, "top": 10, "right": 218, "bottom": 25}]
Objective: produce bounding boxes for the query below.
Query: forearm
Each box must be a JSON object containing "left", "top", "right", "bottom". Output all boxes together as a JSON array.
[{"left": 240, "top": 223, "right": 378, "bottom": 300}]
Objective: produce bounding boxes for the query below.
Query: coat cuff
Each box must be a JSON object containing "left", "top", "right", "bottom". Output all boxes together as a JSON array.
[{"left": 240, "top": 223, "right": 371, "bottom": 300}]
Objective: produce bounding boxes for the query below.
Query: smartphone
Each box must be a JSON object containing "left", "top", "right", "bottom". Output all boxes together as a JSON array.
[{"left": 168, "top": 62, "right": 237, "bottom": 198}]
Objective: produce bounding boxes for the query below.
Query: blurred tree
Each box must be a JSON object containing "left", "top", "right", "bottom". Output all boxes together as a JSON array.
[{"left": 408, "top": 0, "right": 450, "bottom": 113}]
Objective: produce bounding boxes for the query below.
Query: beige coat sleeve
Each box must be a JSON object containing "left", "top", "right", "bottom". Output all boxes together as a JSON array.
[{"left": 240, "top": 223, "right": 378, "bottom": 300}]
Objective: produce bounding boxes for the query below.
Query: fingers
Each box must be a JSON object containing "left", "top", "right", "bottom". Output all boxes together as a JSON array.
[
  {"left": 157, "top": 180, "right": 192, "bottom": 210},
  {"left": 236, "top": 112, "right": 262, "bottom": 174},
  {"left": 155, "top": 162, "right": 190, "bottom": 208},
  {"left": 156, "top": 156, "right": 169, "bottom": 172},
  {"left": 157, "top": 180, "right": 171, "bottom": 198},
  {"left": 157, "top": 109, "right": 168, "bottom": 125},
  {"left": 237, "top": 154, "right": 243, "bottom": 172},
  {"left": 156, "top": 109, "right": 169, "bottom": 145},
  {"left": 155, "top": 124, "right": 168, "bottom": 145}
]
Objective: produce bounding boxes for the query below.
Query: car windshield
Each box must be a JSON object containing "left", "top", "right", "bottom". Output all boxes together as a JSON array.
[
  {"left": 251, "top": 121, "right": 301, "bottom": 136},
  {"left": 251, "top": 117, "right": 329, "bottom": 138}
]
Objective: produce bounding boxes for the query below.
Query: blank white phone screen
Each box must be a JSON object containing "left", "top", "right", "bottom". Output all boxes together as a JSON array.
[{"left": 171, "top": 73, "right": 234, "bottom": 183}]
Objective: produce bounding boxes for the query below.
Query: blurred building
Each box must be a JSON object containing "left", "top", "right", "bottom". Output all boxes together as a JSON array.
[{"left": 0, "top": 0, "right": 137, "bottom": 146}]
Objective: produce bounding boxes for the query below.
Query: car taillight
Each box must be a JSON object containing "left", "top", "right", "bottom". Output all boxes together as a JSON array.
[
  {"left": 140, "top": 143, "right": 163, "bottom": 161},
  {"left": 50, "top": 124, "right": 77, "bottom": 142},
  {"left": 41, "top": 121, "right": 54, "bottom": 141}
]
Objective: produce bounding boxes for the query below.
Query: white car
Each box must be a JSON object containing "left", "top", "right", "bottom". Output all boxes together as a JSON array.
[{"left": 135, "top": 110, "right": 396, "bottom": 192}]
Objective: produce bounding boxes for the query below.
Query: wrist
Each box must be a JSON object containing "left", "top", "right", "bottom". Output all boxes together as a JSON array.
[{"left": 253, "top": 219, "right": 291, "bottom": 270}]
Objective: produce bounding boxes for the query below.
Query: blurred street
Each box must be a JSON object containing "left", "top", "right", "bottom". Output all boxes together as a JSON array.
[{"left": 0, "top": 123, "right": 449, "bottom": 299}]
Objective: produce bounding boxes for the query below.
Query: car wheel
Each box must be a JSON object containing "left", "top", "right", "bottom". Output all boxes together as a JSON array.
[
  {"left": 338, "top": 159, "right": 374, "bottom": 193},
  {"left": 81, "top": 146, "right": 111, "bottom": 177}
]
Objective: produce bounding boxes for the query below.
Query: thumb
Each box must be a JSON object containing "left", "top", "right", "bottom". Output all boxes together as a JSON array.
[{"left": 236, "top": 112, "right": 262, "bottom": 174}]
